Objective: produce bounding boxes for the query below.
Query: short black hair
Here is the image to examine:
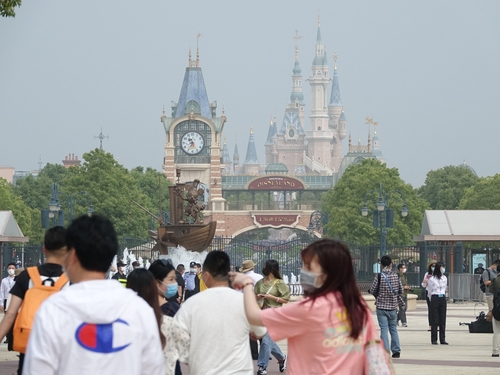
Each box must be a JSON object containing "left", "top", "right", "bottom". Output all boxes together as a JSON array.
[
  {"left": 149, "top": 259, "right": 175, "bottom": 281},
  {"left": 202, "top": 251, "right": 229, "bottom": 281},
  {"left": 397, "top": 263, "right": 405, "bottom": 270},
  {"left": 381, "top": 255, "right": 392, "bottom": 267},
  {"left": 176, "top": 264, "right": 185, "bottom": 272},
  {"left": 195, "top": 263, "right": 201, "bottom": 268},
  {"left": 66, "top": 215, "right": 118, "bottom": 273},
  {"left": 494, "top": 259, "right": 500, "bottom": 265},
  {"left": 6, "top": 263, "right": 16, "bottom": 268},
  {"left": 44, "top": 226, "right": 67, "bottom": 251}
]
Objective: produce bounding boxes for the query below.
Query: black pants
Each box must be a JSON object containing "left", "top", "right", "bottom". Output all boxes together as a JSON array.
[
  {"left": 184, "top": 289, "right": 197, "bottom": 300},
  {"left": 426, "top": 291, "right": 431, "bottom": 326},
  {"left": 430, "top": 295, "right": 447, "bottom": 343},
  {"left": 398, "top": 296, "right": 407, "bottom": 324},
  {"left": 17, "top": 353, "right": 24, "bottom": 375},
  {"left": 250, "top": 337, "right": 258, "bottom": 360}
]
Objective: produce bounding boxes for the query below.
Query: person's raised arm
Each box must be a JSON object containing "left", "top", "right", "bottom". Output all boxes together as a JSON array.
[
  {"left": 0, "top": 295, "right": 22, "bottom": 341},
  {"left": 230, "top": 272, "right": 264, "bottom": 326}
]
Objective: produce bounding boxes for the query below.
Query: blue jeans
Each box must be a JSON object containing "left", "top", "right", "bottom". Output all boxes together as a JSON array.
[
  {"left": 376, "top": 309, "right": 400, "bottom": 354},
  {"left": 257, "top": 332, "right": 284, "bottom": 368}
]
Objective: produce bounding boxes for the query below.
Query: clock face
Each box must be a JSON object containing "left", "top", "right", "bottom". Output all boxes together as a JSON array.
[{"left": 181, "top": 132, "right": 204, "bottom": 154}]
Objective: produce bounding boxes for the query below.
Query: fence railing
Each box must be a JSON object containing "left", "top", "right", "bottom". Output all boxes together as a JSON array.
[{"left": 448, "top": 274, "right": 483, "bottom": 302}]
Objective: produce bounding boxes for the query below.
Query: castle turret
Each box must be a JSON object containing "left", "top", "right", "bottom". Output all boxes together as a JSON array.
[
  {"left": 243, "top": 127, "right": 259, "bottom": 175},
  {"left": 221, "top": 137, "right": 231, "bottom": 172},
  {"left": 290, "top": 31, "right": 306, "bottom": 127},
  {"left": 233, "top": 140, "right": 240, "bottom": 172},
  {"left": 265, "top": 118, "right": 278, "bottom": 164}
]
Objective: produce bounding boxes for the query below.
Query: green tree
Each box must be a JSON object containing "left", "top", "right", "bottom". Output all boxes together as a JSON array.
[
  {"left": 0, "top": 0, "right": 21, "bottom": 17},
  {"left": 418, "top": 165, "right": 479, "bottom": 209},
  {"left": 323, "top": 159, "right": 429, "bottom": 245},
  {"left": 130, "top": 166, "right": 171, "bottom": 222},
  {"left": 63, "top": 149, "right": 153, "bottom": 238},
  {"left": 458, "top": 174, "right": 500, "bottom": 209},
  {"left": 0, "top": 178, "right": 38, "bottom": 242}
]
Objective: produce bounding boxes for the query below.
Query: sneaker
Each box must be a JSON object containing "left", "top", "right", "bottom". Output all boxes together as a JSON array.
[
  {"left": 257, "top": 366, "right": 267, "bottom": 375},
  {"left": 392, "top": 352, "right": 400, "bottom": 358},
  {"left": 492, "top": 354, "right": 499, "bottom": 357},
  {"left": 402, "top": 323, "right": 407, "bottom": 327},
  {"left": 278, "top": 355, "right": 287, "bottom": 372}
]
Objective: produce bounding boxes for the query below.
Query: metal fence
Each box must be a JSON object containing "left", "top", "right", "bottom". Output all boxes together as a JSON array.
[
  {"left": 448, "top": 274, "right": 483, "bottom": 302},
  {"left": 0, "top": 244, "right": 44, "bottom": 278}
]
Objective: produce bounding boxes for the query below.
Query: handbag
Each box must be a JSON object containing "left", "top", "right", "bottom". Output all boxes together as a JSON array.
[{"left": 364, "top": 340, "right": 395, "bottom": 375}]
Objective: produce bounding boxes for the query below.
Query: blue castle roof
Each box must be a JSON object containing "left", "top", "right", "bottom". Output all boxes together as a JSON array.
[{"left": 174, "top": 67, "right": 211, "bottom": 119}]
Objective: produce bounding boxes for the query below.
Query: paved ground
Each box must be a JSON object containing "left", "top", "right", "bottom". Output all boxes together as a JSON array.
[{"left": 0, "top": 301, "right": 498, "bottom": 374}]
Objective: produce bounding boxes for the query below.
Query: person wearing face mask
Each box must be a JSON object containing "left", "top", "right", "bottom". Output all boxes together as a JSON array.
[
  {"left": 253, "top": 260, "right": 290, "bottom": 374},
  {"left": 112, "top": 261, "right": 128, "bottom": 286},
  {"left": 397, "top": 264, "right": 410, "bottom": 327},
  {"left": 149, "top": 259, "right": 185, "bottom": 375},
  {"left": 482, "top": 260, "right": 500, "bottom": 311},
  {"left": 427, "top": 262, "right": 448, "bottom": 345},
  {"left": 421, "top": 261, "right": 436, "bottom": 331},
  {"left": 183, "top": 261, "right": 199, "bottom": 300},
  {"left": 230, "top": 239, "right": 385, "bottom": 375},
  {"left": 0, "top": 263, "right": 16, "bottom": 313}
]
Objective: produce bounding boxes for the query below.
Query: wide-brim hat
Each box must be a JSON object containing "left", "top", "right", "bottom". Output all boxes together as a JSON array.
[
  {"left": 427, "top": 260, "right": 437, "bottom": 268},
  {"left": 240, "top": 260, "right": 256, "bottom": 273}
]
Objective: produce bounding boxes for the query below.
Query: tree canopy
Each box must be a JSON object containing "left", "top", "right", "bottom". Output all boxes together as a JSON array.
[
  {"left": 0, "top": 178, "right": 37, "bottom": 242},
  {"left": 418, "top": 165, "right": 479, "bottom": 210},
  {"left": 458, "top": 174, "right": 500, "bottom": 210},
  {"left": 0, "top": 0, "right": 22, "bottom": 17},
  {"left": 323, "top": 159, "right": 429, "bottom": 245}
]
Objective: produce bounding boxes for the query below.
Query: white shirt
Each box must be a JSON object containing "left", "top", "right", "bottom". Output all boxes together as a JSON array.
[
  {"left": 174, "top": 287, "right": 267, "bottom": 375},
  {"left": 23, "top": 279, "right": 164, "bottom": 375},
  {"left": 0, "top": 275, "right": 15, "bottom": 301},
  {"left": 428, "top": 275, "right": 447, "bottom": 296},
  {"left": 243, "top": 270, "right": 263, "bottom": 285}
]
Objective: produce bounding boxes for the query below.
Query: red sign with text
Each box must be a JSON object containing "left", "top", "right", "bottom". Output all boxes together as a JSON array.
[
  {"left": 254, "top": 215, "right": 299, "bottom": 227},
  {"left": 247, "top": 176, "right": 305, "bottom": 191}
]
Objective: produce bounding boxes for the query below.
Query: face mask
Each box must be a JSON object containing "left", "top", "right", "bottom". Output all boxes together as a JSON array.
[
  {"left": 7, "top": 269, "right": 15, "bottom": 276},
  {"left": 431, "top": 266, "right": 435, "bottom": 272},
  {"left": 402, "top": 269, "right": 407, "bottom": 274},
  {"left": 119, "top": 267, "right": 125, "bottom": 273},
  {"left": 160, "top": 282, "right": 178, "bottom": 299},
  {"left": 300, "top": 269, "right": 322, "bottom": 292},
  {"left": 441, "top": 268, "right": 445, "bottom": 274},
  {"left": 190, "top": 268, "right": 196, "bottom": 273}
]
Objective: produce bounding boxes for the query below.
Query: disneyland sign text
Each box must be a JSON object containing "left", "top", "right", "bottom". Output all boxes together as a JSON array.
[{"left": 247, "top": 176, "right": 305, "bottom": 191}]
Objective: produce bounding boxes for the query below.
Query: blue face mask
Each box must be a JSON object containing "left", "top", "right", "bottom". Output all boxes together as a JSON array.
[
  {"left": 441, "top": 268, "right": 445, "bottom": 274},
  {"left": 431, "top": 266, "right": 435, "bottom": 272},
  {"left": 160, "top": 282, "right": 178, "bottom": 299}
]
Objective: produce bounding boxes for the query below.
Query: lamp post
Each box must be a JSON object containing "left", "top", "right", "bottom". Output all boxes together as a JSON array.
[
  {"left": 42, "top": 183, "right": 94, "bottom": 228},
  {"left": 361, "top": 182, "right": 408, "bottom": 257},
  {"left": 307, "top": 210, "right": 328, "bottom": 239}
]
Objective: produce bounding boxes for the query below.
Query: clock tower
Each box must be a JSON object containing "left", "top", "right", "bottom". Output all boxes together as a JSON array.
[{"left": 161, "top": 49, "right": 227, "bottom": 211}]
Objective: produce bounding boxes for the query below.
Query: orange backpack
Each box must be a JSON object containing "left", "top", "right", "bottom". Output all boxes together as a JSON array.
[{"left": 13, "top": 266, "right": 68, "bottom": 353}]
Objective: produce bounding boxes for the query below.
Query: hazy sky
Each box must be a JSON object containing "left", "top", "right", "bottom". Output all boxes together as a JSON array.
[{"left": 1, "top": 1, "right": 499, "bottom": 188}]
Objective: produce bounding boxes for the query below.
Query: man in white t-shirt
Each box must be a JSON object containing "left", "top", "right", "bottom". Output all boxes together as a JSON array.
[
  {"left": 0, "top": 262, "right": 16, "bottom": 312},
  {"left": 174, "top": 251, "right": 267, "bottom": 375},
  {"left": 23, "top": 215, "right": 164, "bottom": 375}
]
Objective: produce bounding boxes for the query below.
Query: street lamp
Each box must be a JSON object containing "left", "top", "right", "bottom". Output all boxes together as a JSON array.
[
  {"left": 307, "top": 210, "right": 328, "bottom": 238},
  {"left": 360, "top": 182, "right": 409, "bottom": 257},
  {"left": 42, "top": 183, "right": 94, "bottom": 228}
]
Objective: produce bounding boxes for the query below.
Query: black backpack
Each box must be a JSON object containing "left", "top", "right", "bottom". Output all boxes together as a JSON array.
[
  {"left": 480, "top": 269, "right": 491, "bottom": 293},
  {"left": 371, "top": 273, "right": 382, "bottom": 298}
]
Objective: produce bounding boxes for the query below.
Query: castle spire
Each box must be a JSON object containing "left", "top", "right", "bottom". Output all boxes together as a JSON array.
[
  {"left": 243, "top": 126, "right": 259, "bottom": 165},
  {"left": 233, "top": 138, "right": 240, "bottom": 167},
  {"left": 329, "top": 53, "right": 342, "bottom": 106},
  {"left": 222, "top": 137, "right": 231, "bottom": 164},
  {"left": 313, "top": 18, "right": 325, "bottom": 66}
]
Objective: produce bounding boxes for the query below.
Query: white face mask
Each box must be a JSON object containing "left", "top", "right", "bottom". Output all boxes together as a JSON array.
[
  {"left": 7, "top": 269, "right": 15, "bottom": 276},
  {"left": 300, "top": 269, "right": 323, "bottom": 292},
  {"left": 190, "top": 268, "right": 196, "bottom": 273},
  {"left": 402, "top": 269, "right": 407, "bottom": 273},
  {"left": 119, "top": 267, "right": 125, "bottom": 272}
]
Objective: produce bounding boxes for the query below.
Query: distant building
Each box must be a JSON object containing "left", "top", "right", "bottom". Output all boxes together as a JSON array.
[{"left": 62, "top": 154, "right": 81, "bottom": 168}]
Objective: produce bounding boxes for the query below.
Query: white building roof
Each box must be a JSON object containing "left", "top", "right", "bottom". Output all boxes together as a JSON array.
[
  {"left": 0, "top": 211, "right": 29, "bottom": 243},
  {"left": 414, "top": 210, "right": 500, "bottom": 242}
]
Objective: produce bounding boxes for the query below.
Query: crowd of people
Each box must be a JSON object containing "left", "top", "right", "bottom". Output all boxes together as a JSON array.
[{"left": 0, "top": 214, "right": 397, "bottom": 375}]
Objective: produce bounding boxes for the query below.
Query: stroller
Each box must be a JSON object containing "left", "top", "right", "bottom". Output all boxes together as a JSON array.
[{"left": 459, "top": 311, "right": 493, "bottom": 333}]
